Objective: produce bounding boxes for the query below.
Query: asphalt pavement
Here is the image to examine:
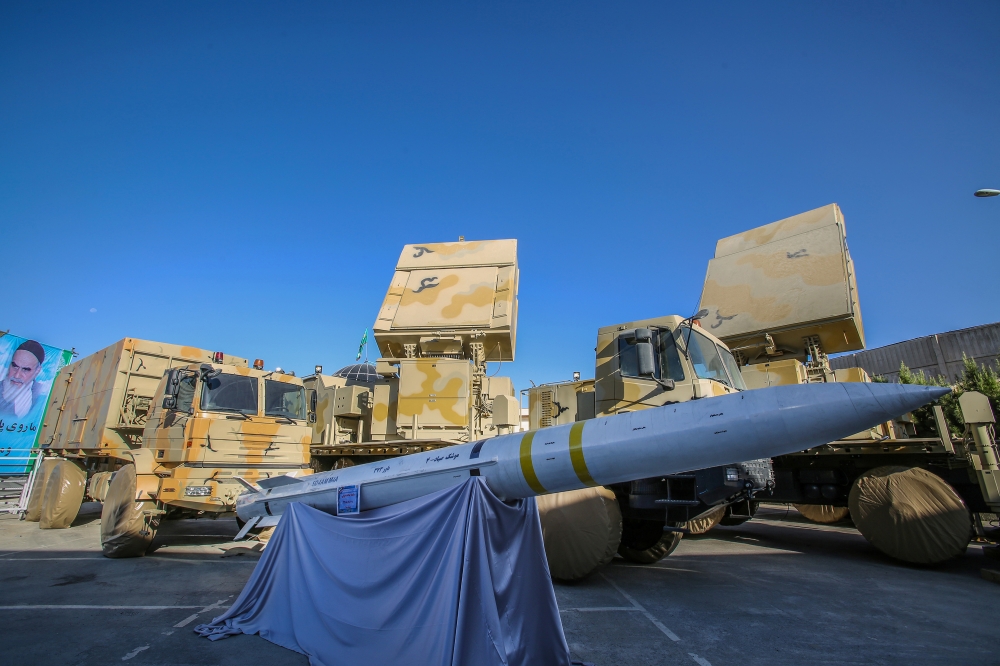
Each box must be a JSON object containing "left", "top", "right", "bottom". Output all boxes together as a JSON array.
[{"left": 0, "top": 503, "right": 995, "bottom": 666}]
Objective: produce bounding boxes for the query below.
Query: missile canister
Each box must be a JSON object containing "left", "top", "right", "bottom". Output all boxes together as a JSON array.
[{"left": 235, "top": 382, "right": 949, "bottom": 532}]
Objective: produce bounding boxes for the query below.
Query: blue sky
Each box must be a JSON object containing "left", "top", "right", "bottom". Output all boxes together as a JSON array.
[{"left": 2, "top": 2, "right": 998, "bottom": 393}]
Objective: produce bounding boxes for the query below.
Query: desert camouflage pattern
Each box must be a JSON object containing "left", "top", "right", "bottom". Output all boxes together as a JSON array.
[
  {"left": 303, "top": 372, "right": 375, "bottom": 449},
  {"left": 36, "top": 338, "right": 309, "bottom": 514},
  {"left": 371, "top": 362, "right": 516, "bottom": 440},
  {"left": 739, "top": 358, "right": 809, "bottom": 389},
  {"left": 307, "top": 239, "right": 520, "bottom": 468},
  {"left": 528, "top": 380, "right": 596, "bottom": 431},
  {"left": 38, "top": 338, "right": 247, "bottom": 456},
  {"left": 528, "top": 315, "right": 739, "bottom": 427},
  {"left": 594, "top": 316, "right": 737, "bottom": 417},
  {"left": 698, "top": 204, "right": 865, "bottom": 362},
  {"left": 141, "top": 364, "right": 311, "bottom": 511},
  {"left": 373, "top": 239, "right": 517, "bottom": 362}
]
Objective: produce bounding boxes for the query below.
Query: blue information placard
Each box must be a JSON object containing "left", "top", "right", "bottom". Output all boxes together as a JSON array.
[{"left": 337, "top": 485, "right": 360, "bottom": 515}]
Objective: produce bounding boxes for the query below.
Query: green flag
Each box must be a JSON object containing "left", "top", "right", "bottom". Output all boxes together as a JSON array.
[{"left": 356, "top": 329, "right": 368, "bottom": 361}]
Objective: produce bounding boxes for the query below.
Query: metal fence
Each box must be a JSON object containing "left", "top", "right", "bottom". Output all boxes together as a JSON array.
[{"left": 831, "top": 321, "right": 1000, "bottom": 383}]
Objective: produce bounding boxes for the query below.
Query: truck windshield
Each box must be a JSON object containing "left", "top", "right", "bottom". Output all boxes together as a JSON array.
[
  {"left": 681, "top": 328, "right": 745, "bottom": 390},
  {"left": 265, "top": 380, "right": 306, "bottom": 420},
  {"left": 201, "top": 375, "right": 259, "bottom": 415}
]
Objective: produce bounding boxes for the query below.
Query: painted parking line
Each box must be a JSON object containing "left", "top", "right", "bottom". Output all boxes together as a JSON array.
[
  {"left": 173, "top": 599, "right": 229, "bottom": 628},
  {"left": 561, "top": 606, "right": 642, "bottom": 612},
  {"left": 599, "top": 572, "right": 681, "bottom": 642},
  {"left": 121, "top": 645, "right": 149, "bottom": 661},
  {"left": 0, "top": 557, "right": 257, "bottom": 563},
  {"left": 0, "top": 605, "right": 203, "bottom": 610},
  {"left": 598, "top": 572, "right": 714, "bottom": 666}
]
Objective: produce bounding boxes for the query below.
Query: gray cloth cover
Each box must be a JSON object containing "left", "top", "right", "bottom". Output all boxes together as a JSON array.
[{"left": 195, "top": 478, "right": 571, "bottom": 666}]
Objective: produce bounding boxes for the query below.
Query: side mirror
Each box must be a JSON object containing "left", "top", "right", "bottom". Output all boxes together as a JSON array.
[
  {"left": 309, "top": 390, "right": 318, "bottom": 412},
  {"left": 635, "top": 329, "right": 656, "bottom": 377},
  {"left": 164, "top": 369, "right": 181, "bottom": 397}
]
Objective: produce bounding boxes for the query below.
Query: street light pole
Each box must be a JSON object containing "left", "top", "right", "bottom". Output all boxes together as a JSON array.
[{"left": 974, "top": 189, "right": 999, "bottom": 197}]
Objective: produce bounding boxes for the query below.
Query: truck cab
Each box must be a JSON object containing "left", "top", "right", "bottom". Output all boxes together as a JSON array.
[
  {"left": 529, "top": 314, "right": 774, "bottom": 565},
  {"left": 143, "top": 363, "right": 313, "bottom": 512}
]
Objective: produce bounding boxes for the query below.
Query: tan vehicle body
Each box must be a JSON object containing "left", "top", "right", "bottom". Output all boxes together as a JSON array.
[
  {"left": 307, "top": 239, "right": 520, "bottom": 470},
  {"left": 141, "top": 364, "right": 311, "bottom": 511},
  {"left": 699, "top": 203, "right": 864, "bottom": 371},
  {"left": 39, "top": 338, "right": 248, "bottom": 457},
  {"left": 35, "top": 338, "right": 310, "bottom": 518},
  {"left": 529, "top": 316, "right": 737, "bottom": 431},
  {"left": 526, "top": 316, "right": 766, "bottom": 575},
  {"left": 698, "top": 204, "right": 999, "bottom": 564}
]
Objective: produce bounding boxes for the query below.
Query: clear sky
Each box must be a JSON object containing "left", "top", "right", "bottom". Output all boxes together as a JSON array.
[{"left": 2, "top": 2, "right": 998, "bottom": 393}]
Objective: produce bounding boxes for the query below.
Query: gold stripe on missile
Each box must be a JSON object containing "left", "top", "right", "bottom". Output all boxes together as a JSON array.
[
  {"left": 569, "top": 422, "right": 597, "bottom": 487},
  {"left": 519, "top": 431, "right": 546, "bottom": 494}
]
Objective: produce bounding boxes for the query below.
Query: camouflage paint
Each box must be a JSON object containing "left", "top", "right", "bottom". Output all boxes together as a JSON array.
[{"left": 699, "top": 203, "right": 865, "bottom": 359}]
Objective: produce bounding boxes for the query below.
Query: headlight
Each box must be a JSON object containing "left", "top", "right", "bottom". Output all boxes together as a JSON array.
[
  {"left": 725, "top": 467, "right": 739, "bottom": 482},
  {"left": 184, "top": 485, "right": 213, "bottom": 497}
]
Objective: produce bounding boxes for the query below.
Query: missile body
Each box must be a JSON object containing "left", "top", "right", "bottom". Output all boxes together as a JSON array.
[{"left": 235, "top": 382, "right": 948, "bottom": 532}]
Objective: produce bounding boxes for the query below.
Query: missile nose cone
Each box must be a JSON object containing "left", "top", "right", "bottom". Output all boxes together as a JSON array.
[{"left": 842, "top": 382, "right": 950, "bottom": 426}]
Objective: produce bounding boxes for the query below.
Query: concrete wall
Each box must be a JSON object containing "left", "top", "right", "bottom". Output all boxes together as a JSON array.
[{"left": 830, "top": 322, "right": 1000, "bottom": 383}]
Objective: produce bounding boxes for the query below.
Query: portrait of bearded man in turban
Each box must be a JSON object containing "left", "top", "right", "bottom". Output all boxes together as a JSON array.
[{"left": 0, "top": 340, "right": 47, "bottom": 419}]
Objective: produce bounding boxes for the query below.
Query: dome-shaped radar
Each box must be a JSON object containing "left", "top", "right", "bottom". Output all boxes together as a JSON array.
[{"left": 333, "top": 362, "right": 379, "bottom": 383}]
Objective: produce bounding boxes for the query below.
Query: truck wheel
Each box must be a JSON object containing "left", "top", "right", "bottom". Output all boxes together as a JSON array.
[
  {"left": 794, "top": 504, "right": 850, "bottom": 524},
  {"left": 680, "top": 506, "right": 726, "bottom": 535},
  {"left": 24, "top": 458, "right": 61, "bottom": 522},
  {"left": 849, "top": 466, "right": 972, "bottom": 565},
  {"left": 101, "top": 465, "right": 159, "bottom": 558},
  {"left": 536, "top": 487, "right": 622, "bottom": 581},
  {"left": 39, "top": 459, "right": 87, "bottom": 529},
  {"left": 87, "top": 471, "right": 114, "bottom": 502},
  {"left": 617, "top": 519, "right": 682, "bottom": 564}
]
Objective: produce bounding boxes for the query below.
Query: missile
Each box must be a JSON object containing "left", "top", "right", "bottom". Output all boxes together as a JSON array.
[{"left": 234, "top": 382, "right": 949, "bottom": 537}]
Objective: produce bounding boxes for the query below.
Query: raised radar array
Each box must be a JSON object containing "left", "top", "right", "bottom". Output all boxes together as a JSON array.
[
  {"left": 370, "top": 239, "right": 519, "bottom": 442},
  {"left": 698, "top": 203, "right": 864, "bottom": 386}
]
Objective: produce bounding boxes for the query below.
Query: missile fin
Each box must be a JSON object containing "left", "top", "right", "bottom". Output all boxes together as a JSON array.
[
  {"left": 234, "top": 516, "right": 260, "bottom": 541},
  {"left": 258, "top": 475, "right": 307, "bottom": 490},
  {"left": 234, "top": 476, "right": 262, "bottom": 493}
]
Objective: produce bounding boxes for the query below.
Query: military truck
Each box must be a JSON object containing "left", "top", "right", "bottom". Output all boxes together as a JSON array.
[
  {"left": 303, "top": 239, "right": 520, "bottom": 472},
  {"left": 27, "top": 338, "right": 311, "bottom": 557},
  {"left": 699, "top": 203, "right": 1000, "bottom": 564},
  {"left": 526, "top": 315, "right": 774, "bottom": 578}
]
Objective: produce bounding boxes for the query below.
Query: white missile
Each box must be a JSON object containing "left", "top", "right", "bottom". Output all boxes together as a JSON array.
[{"left": 234, "top": 382, "right": 949, "bottom": 536}]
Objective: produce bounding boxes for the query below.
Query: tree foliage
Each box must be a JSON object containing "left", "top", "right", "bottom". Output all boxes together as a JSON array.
[{"left": 886, "top": 355, "right": 1000, "bottom": 437}]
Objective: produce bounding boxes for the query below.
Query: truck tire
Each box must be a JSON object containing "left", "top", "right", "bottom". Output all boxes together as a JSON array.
[
  {"left": 101, "top": 465, "right": 159, "bottom": 558},
  {"left": 680, "top": 506, "right": 726, "bottom": 535},
  {"left": 849, "top": 466, "right": 972, "bottom": 565},
  {"left": 88, "top": 471, "right": 114, "bottom": 502},
  {"left": 536, "top": 487, "right": 622, "bottom": 581},
  {"left": 24, "top": 458, "right": 60, "bottom": 522},
  {"left": 39, "top": 460, "right": 87, "bottom": 529},
  {"left": 794, "top": 504, "right": 850, "bottom": 524},
  {"left": 617, "top": 519, "right": 682, "bottom": 564}
]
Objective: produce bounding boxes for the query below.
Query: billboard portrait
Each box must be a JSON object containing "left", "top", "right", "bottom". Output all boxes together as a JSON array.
[{"left": 0, "top": 333, "right": 73, "bottom": 474}]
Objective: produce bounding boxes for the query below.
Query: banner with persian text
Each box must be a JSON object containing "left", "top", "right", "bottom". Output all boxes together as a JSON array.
[{"left": 0, "top": 333, "right": 73, "bottom": 474}]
